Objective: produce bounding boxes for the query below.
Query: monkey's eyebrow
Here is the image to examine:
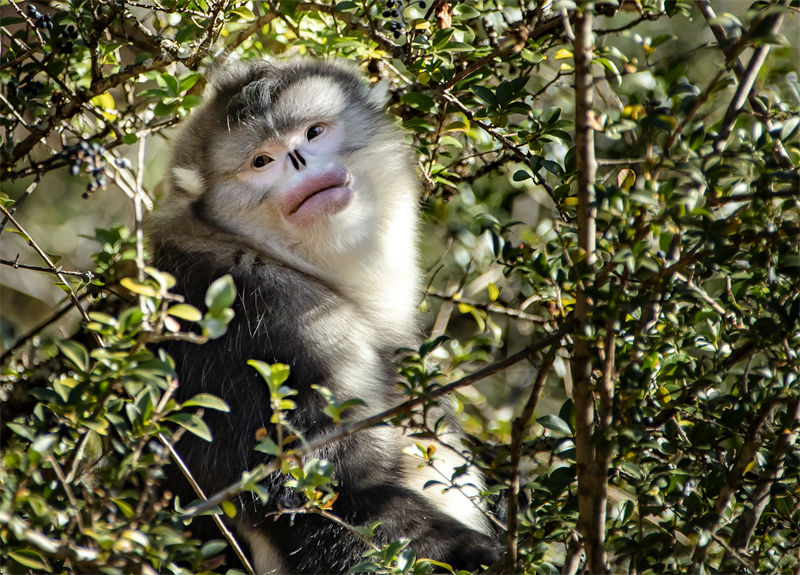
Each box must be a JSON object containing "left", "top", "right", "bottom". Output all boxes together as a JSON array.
[{"left": 272, "top": 113, "right": 335, "bottom": 135}]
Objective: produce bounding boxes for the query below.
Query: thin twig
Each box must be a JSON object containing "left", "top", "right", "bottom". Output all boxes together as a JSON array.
[
  {"left": 713, "top": 0, "right": 790, "bottom": 153},
  {"left": 0, "top": 295, "right": 85, "bottom": 363},
  {"left": 691, "top": 398, "right": 783, "bottom": 564},
  {"left": 159, "top": 434, "right": 257, "bottom": 575},
  {"left": 0, "top": 176, "right": 40, "bottom": 233},
  {"left": 8, "top": 0, "right": 46, "bottom": 47},
  {"left": 47, "top": 455, "right": 86, "bottom": 532},
  {"left": 721, "top": 396, "right": 800, "bottom": 569},
  {"left": 505, "top": 349, "right": 556, "bottom": 568},
  {"left": 427, "top": 289, "right": 548, "bottom": 323},
  {"left": 694, "top": 0, "right": 794, "bottom": 168},
  {"left": 441, "top": 27, "right": 529, "bottom": 90},
  {"left": 0, "top": 205, "right": 103, "bottom": 347},
  {"left": 441, "top": 92, "right": 566, "bottom": 220},
  {"left": 0, "top": 258, "right": 95, "bottom": 280}
]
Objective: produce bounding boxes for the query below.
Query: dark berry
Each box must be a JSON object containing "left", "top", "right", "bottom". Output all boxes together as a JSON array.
[
  {"left": 390, "top": 9, "right": 399, "bottom": 17},
  {"left": 27, "top": 4, "right": 40, "bottom": 17},
  {"left": 393, "top": 30, "right": 401, "bottom": 38},
  {"left": 383, "top": 10, "right": 390, "bottom": 16},
  {"left": 419, "top": 1, "right": 426, "bottom": 6}
]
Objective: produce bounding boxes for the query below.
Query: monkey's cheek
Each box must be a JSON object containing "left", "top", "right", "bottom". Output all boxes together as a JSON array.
[{"left": 285, "top": 186, "right": 353, "bottom": 227}]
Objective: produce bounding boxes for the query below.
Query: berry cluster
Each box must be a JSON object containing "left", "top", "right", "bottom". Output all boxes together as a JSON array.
[
  {"left": 69, "top": 141, "right": 108, "bottom": 198},
  {"left": 27, "top": 4, "right": 53, "bottom": 30},
  {"left": 381, "top": 0, "right": 427, "bottom": 39},
  {"left": 60, "top": 23, "right": 79, "bottom": 54}
]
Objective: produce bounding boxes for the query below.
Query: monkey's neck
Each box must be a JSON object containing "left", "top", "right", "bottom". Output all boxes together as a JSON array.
[{"left": 306, "top": 234, "right": 420, "bottom": 347}]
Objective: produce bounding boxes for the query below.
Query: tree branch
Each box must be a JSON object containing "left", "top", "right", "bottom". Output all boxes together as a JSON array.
[
  {"left": 721, "top": 396, "right": 800, "bottom": 569},
  {"left": 505, "top": 349, "right": 556, "bottom": 568},
  {"left": 691, "top": 397, "right": 783, "bottom": 564},
  {"left": 183, "top": 324, "right": 573, "bottom": 517},
  {"left": 0, "top": 205, "right": 102, "bottom": 348},
  {"left": 571, "top": 3, "right": 607, "bottom": 573}
]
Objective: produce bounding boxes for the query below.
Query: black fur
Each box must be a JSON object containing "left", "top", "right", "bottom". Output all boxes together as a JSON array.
[{"left": 153, "top": 244, "right": 502, "bottom": 573}]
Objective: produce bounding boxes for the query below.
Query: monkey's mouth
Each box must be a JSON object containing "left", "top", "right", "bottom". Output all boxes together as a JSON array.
[{"left": 282, "top": 167, "right": 353, "bottom": 226}]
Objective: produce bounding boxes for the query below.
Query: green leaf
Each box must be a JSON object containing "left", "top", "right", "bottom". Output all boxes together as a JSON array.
[
  {"left": 112, "top": 497, "right": 135, "bottom": 519},
  {"left": 168, "top": 303, "right": 203, "bottom": 321},
  {"left": 472, "top": 85, "right": 496, "bottom": 106},
  {"left": 201, "top": 539, "right": 229, "bottom": 558},
  {"left": 180, "top": 94, "right": 203, "bottom": 110},
  {"left": 8, "top": 550, "right": 52, "bottom": 571},
  {"left": 161, "top": 73, "right": 179, "bottom": 97},
  {"left": 537, "top": 415, "right": 573, "bottom": 436},
  {"left": 183, "top": 393, "right": 230, "bottom": 412},
  {"left": 254, "top": 437, "right": 281, "bottom": 456},
  {"left": 231, "top": 6, "right": 255, "bottom": 19},
  {"left": 221, "top": 500, "right": 238, "bottom": 518},
  {"left": 120, "top": 277, "right": 159, "bottom": 297},
  {"left": 164, "top": 413, "right": 212, "bottom": 441},
  {"left": 248, "top": 360, "right": 291, "bottom": 390},
  {"left": 154, "top": 100, "right": 179, "bottom": 116},
  {"left": 178, "top": 72, "right": 203, "bottom": 93},
  {"left": 401, "top": 92, "right": 437, "bottom": 113},
  {"left": 57, "top": 340, "right": 90, "bottom": 372},
  {"left": 205, "top": 274, "right": 236, "bottom": 313},
  {"left": 201, "top": 309, "right": 234, "bottom": 339}
]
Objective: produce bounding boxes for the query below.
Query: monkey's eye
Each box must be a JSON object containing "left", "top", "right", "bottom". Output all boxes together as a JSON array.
[
  {"left": 252, "top": 155, "right": 273, "bottom": 169},
  {"left": 306, "top": 125, "right": 324, "bottom": 140}
]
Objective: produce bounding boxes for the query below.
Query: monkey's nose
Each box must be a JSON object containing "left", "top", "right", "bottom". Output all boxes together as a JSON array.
[{"left": 288, "top": 149, "right": 307, "bottom": 171}]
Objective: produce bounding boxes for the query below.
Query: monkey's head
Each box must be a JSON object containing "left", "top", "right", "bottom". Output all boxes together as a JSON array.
[{"left": 163, "top": 59, "right": 417, "bottom": 267}]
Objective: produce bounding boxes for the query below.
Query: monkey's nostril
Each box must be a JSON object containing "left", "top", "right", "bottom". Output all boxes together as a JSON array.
[
  {"left": 295, "top": 149, "right": 306, "bottom": 166},
  {"left": 288, "top": 152, "right": 300, "bottom": 170}
]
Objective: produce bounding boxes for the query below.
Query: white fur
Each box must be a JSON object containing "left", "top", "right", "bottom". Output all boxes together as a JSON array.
[
  {"left": 401, "top": 436, "right": 492, "bottom": 535},
  {"left": 274, "top": 77, "right": 347, "bottom": 123},
  {"left": 241, "top": 526, "right": 288, "bottom": 574},
  {"left": 173, "top": 166, "right": 204, "bottom": 196}
]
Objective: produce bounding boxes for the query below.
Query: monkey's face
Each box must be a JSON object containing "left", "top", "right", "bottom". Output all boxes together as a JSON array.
[
  {"left": 169, "top": 60, "right": 416, "bottom": 267},
  {"left": 237, "top": 119, "right": 355, "bottom": 229}
]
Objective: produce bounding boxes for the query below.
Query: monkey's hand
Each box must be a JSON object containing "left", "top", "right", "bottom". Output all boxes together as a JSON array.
[
  {"left": 407, "top": 518, "right": 503, "bottom": 572},
  {"left": 437, "top": 530, "right": 504, "bottom": 571}
]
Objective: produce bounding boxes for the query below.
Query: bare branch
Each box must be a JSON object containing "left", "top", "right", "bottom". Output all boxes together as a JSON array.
[
  {"left": 0, "top": 258, "right": 95, "bottom": 280},
  {"left": 184, "top": 324, "right": 573, "bottom": 517},
  {"left": 159, "top": 435, "right": 257, "bottom": 575},
  {"left": 0, "top": 205, "right": 103, "bottom": 348},
  {"left": 691, "top": 398, "right": 783, "bottom": 564},
  {"left": 721, "top": 396, "right": 800, "bottom": 569},
  {"left": 712, "top": 0, "right": 791, "bottom": 153},
  {"left": 571, "top": 3, "right": 608, "bottom": 573},
  {"left": 505, "top": 349, "right": 556, "bottom": 568}
]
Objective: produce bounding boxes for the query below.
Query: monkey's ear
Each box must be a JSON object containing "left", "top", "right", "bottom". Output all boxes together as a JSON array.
[{"left": 366, "top": 79, "right": 390, "bottom": 110}]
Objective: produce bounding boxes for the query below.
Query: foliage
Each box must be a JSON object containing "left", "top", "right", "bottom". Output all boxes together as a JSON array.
[{"left": 1, "top": 0, "right": 800, "bottom": 574}]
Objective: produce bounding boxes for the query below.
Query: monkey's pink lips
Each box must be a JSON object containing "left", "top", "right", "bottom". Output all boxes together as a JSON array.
[{"left": 282, "top": 168, "right": 353, "bottom": 226}]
